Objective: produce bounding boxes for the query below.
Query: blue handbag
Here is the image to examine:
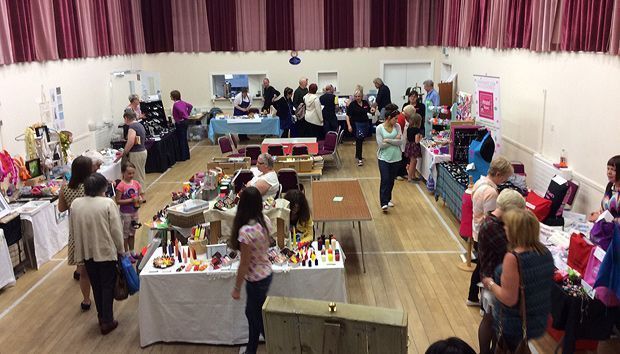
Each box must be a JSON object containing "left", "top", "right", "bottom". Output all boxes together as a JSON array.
[
  {"left": 120, "top": 255, "right": 140, "bottom": 295},
  {"left": 355, "top": 121, "right": 369, "bottom": 139}
]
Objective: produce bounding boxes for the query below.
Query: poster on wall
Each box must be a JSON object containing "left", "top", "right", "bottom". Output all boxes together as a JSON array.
[
  {"left": 49, "top": 86, "right": 65, "bottom": 130},
  {"left": 473, "top": 75, "right": 501, "bottom": 153}
]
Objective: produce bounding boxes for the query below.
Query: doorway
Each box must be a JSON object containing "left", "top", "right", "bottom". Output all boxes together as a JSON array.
[
  {"left": 381, "top": 61, "right": 433, "bottom": 109},
  {"left": 441, "top": 63, "right": 453, "bottom": 82}
]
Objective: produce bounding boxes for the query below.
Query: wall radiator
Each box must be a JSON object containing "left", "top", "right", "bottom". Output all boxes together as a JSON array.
[{"left": 531, "top": 153, "right": 573, "bottom": 196}]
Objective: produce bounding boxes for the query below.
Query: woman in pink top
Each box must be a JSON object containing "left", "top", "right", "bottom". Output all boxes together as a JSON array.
[
  {"left": 170, "top": 90, "right": 193, "bottom": 161},
  {"left": 230, "top": 187, "right": 273, "bottom": 354}
]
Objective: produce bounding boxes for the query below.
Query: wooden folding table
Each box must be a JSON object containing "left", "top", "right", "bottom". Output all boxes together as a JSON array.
[{"left": 311, "top": 180, "right": 372, "bottom": 272}]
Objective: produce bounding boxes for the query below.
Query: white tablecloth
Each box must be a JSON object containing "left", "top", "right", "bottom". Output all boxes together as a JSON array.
[
  {"left": 98, "top": 160, "right": 121, "bottom": 181},
  {"left": 20, "top": 201, "right": 69, "bottom": 269},
  {"left": 0, "top": 230, "right": 15, "bottom": 289},
  {"left": 139, "top": 246, "right": 347, "bottom": 347},
  {"left": 417, "top": 142, "right": 451, "bottom": 183}
]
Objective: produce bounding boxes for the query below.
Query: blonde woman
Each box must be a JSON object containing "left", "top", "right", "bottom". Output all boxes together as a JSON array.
[
  {"left": 346, "top": 89, "right": 371, "bottom": 166},
  {"left": 482, "top": 209, "right": 554, "bottom": 351}
]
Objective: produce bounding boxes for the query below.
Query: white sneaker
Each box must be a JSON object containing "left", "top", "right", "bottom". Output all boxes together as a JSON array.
[
  {"left": 239, "top": 346, "right": 247, "bottom": 354},
  {"left": 388, "top": 201, "right": 395, "bottom": 207},
  {"left": 357, "top": 160, "right": 363, "bottom": 166},
  {"left": 396, "top": 176, "right": 404, "bottom": 181},
  {"left": 465, "top": 300, "right": 480, "bottom": 306},
  {"left": 381, "top": 205, "right": 388, "bottom": 212}
]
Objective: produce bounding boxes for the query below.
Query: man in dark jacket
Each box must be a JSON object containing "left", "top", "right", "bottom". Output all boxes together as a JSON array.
[
  {"left": 292, "top": 77, "right": 308, "bottom": 110},
  {"left": 261, "top": 78, "right": 280, "bottom": 113},
  {"left": 373, "top": 78, "right": 391, "bottom": 121},
  {"left": 320, "top": 84, "right": 339, "bottom": 135}
]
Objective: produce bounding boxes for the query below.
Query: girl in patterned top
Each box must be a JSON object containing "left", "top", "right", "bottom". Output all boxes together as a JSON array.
[
  {"left": 58, "top": 156, "right": 93, "bottom": 311},
  {"left": 590, "top": 155, "right": 620, "bottom": 223},
  {"left": 230, "top": 187, "right": 273, "bottom": 354}
]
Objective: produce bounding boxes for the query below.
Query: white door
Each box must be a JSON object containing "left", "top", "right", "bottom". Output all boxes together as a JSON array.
[
  {"left": 441, "top": 63, "right": 453, "bottom": 82},
  {"left": 383, "top": 62, "right": 432, "bottom": 109}
]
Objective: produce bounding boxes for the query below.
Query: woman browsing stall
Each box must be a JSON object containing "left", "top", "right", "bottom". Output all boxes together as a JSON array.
[
  {"left": 376, "top": 109, "right": 405, "bottom": 212},
  {"left": 346, "top": 89, "right": 373, "bottom": 167},
  {"left": 284, "top": 189, "right": 314, "bottom": 242}
]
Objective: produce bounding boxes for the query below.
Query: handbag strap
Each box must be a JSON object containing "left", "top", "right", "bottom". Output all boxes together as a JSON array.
[{"left": 513, "top": 251, "right": 528, "bottom": 340}]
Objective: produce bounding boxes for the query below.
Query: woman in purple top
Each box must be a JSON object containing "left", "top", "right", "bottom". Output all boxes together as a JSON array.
[{"left": 170, "top": 90, "right": 193, "bottom": 161}]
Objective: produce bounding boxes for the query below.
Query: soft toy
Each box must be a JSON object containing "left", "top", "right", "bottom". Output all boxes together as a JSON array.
[
  {"left": 13, "top": 156, "right": 31, "bottom": 181},
  {"left": 0, "top": 150, "right": 18, "bottom": 186},
  {"left": 24, "top": 127, "right": 38, "bottom": 160}
]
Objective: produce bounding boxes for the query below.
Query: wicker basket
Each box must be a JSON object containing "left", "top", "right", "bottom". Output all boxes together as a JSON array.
[
  {"left": 188, "top": 238, "right": 208, "bottom": 256},
  {"left": 167, "top": 211, "right": 205, "bottom": 228}
]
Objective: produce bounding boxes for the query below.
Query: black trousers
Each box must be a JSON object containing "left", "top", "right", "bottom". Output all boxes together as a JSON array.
[
  {"left": 85, "top": 259, "right": 117, "bottom": 324},
  {"left": 398, "top": 153, "right": 408, "bottom": 177},
  {"left": 468, "top": 242, "right": 481, "bottom": 302},
  {"left": 245, "top": 274, "right": 272, "bottom": 354},
  {"left": 175, "top": 120, "right": 191, "bottom": 161},
  {"left": 323, "top": 118, "right": 339, "bottom": 135}
]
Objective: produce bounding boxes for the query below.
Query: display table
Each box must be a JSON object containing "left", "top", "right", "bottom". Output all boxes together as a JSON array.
[
  {"left": 0, "top": 230, "right": 15, "bottom": 289},
  {"left": 417, "top": 141, "right": 450, "bottom": 188},
  {"left": 97, "top": 159, "right": 121, "bottom": 181},
  {"left": 261, "top": 137, "right": 318, "bottom": 155},
  {"left": 312, "top": 180, "right": 372, "bottom": 272},
  {"left": 208, "top": 116, "right": 280, "bottom": 143},
  {"left": 145, "top": 131, "right": 182, "bottom": 173},
  {"left": 138, "top": 247, "right": 348, "bottom": 347},
  {"left": 434, "top": 163, "right": 467, "bottom": 221},
  {"left": 20, "top": 200, "right": 68, "bottom": 269}
]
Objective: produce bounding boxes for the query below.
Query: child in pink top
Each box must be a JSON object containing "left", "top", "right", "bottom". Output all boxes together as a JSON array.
[{"left": 115, "top": 162, "right": 145, "bottom": 260}]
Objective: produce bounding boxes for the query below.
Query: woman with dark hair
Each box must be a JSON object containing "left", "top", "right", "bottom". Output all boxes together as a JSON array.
[
  {"left": 302, "top": 83, "right": 324, "bottom": 139},
  {"left": 121, "top": 110, "right": 147, "bottom": 188},
  {"left": 376, "top": 109, "right": 404, "bottom": 212},
  {"left": 171, "top": 90, "right": 193, "bottom": 161},
  {"left": 272, "top": 87, "right": 295, "bottom": 138},
  {"left": 425, "top": 337, "right": 476, "bottom": 354},
  {"left": 589, "top": 155, "right": 620, "bottom": 223},
  {"left": 402, "top": 91, "right": 426, "bottom": 136},
  {"left": 230, "top": 187, "right": 273, "bottom": 354},
  {"left": 71, "top": 173, "right": 124, "bottom": 335},
  {"left": 58, "top": 156, "right": 93, "bottom": 311},
  {"left": 284, "top": 189, "right": 313, "bottom": 241}
]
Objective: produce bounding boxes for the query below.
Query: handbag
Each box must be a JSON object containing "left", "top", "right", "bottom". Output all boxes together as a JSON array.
[
  {"left": 120, "top": 254, "right": 140, "bottom": 295},
  {"left": 355, "top": 121, "right": 369, "bottom": 139},
  {"left": 590, "top": 219, "right": 615, "bottom": 250},
  {"left": 525, "top": 192, "right": 552, "bottom": 222},
  {"left": 567, "top": 233, "right": 594, "bottom": 275},
  {"left": 495, "top": 253, "right": 531, "bottom": 354},
  {"left": 294, "top": 103, "right": 305, "bottom": 121},
  {"left": 114, "top": 262, "right": 129, "bottom": 301}
]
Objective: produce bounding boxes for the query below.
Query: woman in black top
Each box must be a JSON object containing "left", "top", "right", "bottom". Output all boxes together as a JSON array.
[
  {"left": 272, "top": 87, "right": 294, "bottom": 138},
  {"left": 402, "top": 91, "right": 426, "bottom": 137},
  {"left": 346, "top": 90, "right": 372, "bottom": 166}
]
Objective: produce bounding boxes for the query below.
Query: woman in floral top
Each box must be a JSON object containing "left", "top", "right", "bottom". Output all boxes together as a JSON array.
[{"left": 230, "top": 187, "right": 273, "bottom": 354}]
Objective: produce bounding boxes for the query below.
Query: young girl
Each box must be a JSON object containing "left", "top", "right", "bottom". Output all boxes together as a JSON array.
[
  {"left": 115, "top": 161, "right": 145, "bottom": 261},
  {"left": 230, "top": 187, "right": 273, "bottom": 354},
  {"left": 405, "top": 112, "right": 423, "bottom": 182},
  {"left": 284, "top": 189, "right": 314, "bottom": 242}
]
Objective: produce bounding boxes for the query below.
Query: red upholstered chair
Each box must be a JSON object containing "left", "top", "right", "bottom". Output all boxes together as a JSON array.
[
  {"left": 316, "top": 132, "right": 341, "bottom": 168},
  {"left": 291, "top": 145, "right": 309, "bottom": 156},
  {"left": 245, "top": 145, "right": 262, "bottom": 165},
  {"left": 229, "top": 134, "right": 246, "bottom": 154},
  {"left": 232, "top": 169, "right": 254, "bottom": 193},
  {"left": 218, "top": 136, "right": 244, "bottom": 157},
  {"left": 277, "top": 168, "right": 304, "bottom": 194},
  {"left": 318, "top": 130, "right": 337, "bottom": 151},
  {"left": 267, "top": 144, "right": 285, "bottom": 156}
]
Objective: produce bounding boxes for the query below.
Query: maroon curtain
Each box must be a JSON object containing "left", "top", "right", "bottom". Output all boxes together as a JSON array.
[
  {"left": 141, "top": 0, "right": 173, "bottom": 53},
  {"left": 206, "top": 0, "right": 237, "bottom": 51},
  {"left": 52, "top": 0, "right": 81, "bottom": 59},
  {"left": 119, "top": 0, "right": 137, "bottom": 53},
  {"left": 504, "top": 0, "right": 532, "bottom": 49},
  {"left": 561, "top": 0, "right": 614, "bottom": 52},
  {"left": 469, "top": 0, "right": 491, "bottom": 47},
  {"left": 324, "top": 0, "right": 354, "bottom": 49},
  {"left": 429, "top": 0, "right": 444, "bottom": 46},
  {"left": 266, "top": 0, "right": 294, "bottom": 51},
  {"left": 92, "top": 0, "right": 110, "bottom": 56},
  {"left": 370, "top": 0, "right": 407, "bottom": 47},
  {"left": 7, "top": 0, "right": 36, "bottom": 63}
]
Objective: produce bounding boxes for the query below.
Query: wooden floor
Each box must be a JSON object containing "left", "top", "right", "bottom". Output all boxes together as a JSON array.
[{"left": 1, "top": 139, "right": 618, "bottom": 353}]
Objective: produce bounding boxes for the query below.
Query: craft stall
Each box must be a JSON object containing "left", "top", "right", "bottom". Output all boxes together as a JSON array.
[{"left": 208, "top": 114, "right": 281, "bottom": 143}]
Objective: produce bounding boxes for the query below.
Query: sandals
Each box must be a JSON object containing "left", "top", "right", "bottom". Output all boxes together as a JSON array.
[
  {"left": 73, "top": 271, "right": 80, "bottom": 281},
  {"left": 81, "top": 302, "right": 91, "bottom": 311}
]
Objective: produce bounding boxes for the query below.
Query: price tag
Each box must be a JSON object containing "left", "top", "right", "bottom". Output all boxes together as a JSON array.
[
  {"left": 581, "top": 279, "right": 595, "bottom": 299},
  {"left": 593, "top": 246, "right": 606, "bottom": 261}
]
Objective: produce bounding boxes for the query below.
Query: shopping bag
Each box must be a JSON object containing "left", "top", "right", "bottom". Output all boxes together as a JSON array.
[
  {"left": 114, "top": 263, "right": 129, "bottom": 301},
  {"left": 590, "top": 220, "right": 615, "bottom": 251},
  {"left": 582, "top": 248, "right": 600, "bottom": 286},
  {"left": 120, "top": 255, "right": 140, "bottom": 295},
  {"left": 567, "top": 233, "right": 594, "bottom": 275},
  {"left": 355, "top": 121, "right": 369, "bottom": 139},
  {"left": 525, "top": 192, "right": 552, "bottom": 221}
]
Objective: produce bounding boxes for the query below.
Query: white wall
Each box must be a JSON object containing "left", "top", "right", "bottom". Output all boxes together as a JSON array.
[{"left": 443, "top": 47, "right": 620, "bottom": 213}]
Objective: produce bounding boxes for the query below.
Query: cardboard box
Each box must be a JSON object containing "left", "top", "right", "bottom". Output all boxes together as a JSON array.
[
  {"left": 274, "top": 155, "right": 313, "bottom": 172},
  {"left": 207, "top": 157, "right": 251, "bottom": 175}
]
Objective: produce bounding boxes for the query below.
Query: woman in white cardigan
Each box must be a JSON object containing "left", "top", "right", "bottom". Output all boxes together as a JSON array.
[
  {"left": 302, "top": 83, "right": 324, "bottom": 139},
  {"left": 71, "top": 173, "right": 124, "bottom": 335}
]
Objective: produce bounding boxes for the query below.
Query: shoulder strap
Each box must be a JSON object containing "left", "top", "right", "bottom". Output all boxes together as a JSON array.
[{"left": 512, "top": 251, "right": 528, "bottom": 340}]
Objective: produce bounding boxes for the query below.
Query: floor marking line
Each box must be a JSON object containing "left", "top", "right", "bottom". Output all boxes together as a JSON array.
[
  {"left": 415, "top": 183, "right": 467, "bottom": 253},
  {"left": 0, "top": 258, "right": 67, "bottom": 320},
  {"left": 146, "top": 143, "right": 201, "bottom": 191},
  {"left": 349, "top": 250, "right": 462, "bottom": 255}
]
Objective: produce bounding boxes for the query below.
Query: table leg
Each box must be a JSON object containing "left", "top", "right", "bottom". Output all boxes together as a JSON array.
[
  {"left": 358, "top": 221, "right": 365, "bottom": 273},
  {"left": 210, "top": 221, "right": 221, "bottom": 245},
  {"left": 321, "top": 222, "right": 326, "bottom": 234},
  {"left": 276, "top": 218, "right": 285, "bottom": 248}
]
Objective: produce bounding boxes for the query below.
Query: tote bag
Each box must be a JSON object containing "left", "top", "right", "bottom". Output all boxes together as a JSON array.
[
  {"left": 355, "top": 121, "right": 370, "bottom": 139},
  {"left": 114, "top": 262, "right": 129, "bottom": 301},
  {"left": 120, "top": 255, "right": 140, "bottom": 295},
  {"left": 567, "top": 233, "right": 594, "bottom": 275}
]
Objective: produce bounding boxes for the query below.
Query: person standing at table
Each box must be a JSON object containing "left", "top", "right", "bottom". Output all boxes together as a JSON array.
[
  {"left": 233, "top": 87, "right": 252, "bottom": 116},
  {"left": 346, "top": 89, "right": 372, "bottom": 167},
  {"left": 320, "top": 84, "right": 339, "bottom": 135},
  {"left": 376, "top": 109, "right": 404, "bottom": 212},
  {"left": 231, "top": 187, "right": 273, "bottom": 354},
  {"left": 171, "top": 90, "right": 193, "bottom": 161},
  {"left": 121, "top": 110, "right": 147, "bottom": 189},
  {"left": 403, "top": 90, "right": 427, "bottom": 137},
  {"left": 293, "top": 77, "right": 309, "bottom": 110},
  {"left": 127, "top": 94, "right": 145, "bottom": 119},
  {"left": 423, "top": 79, "right": 440, "bottom": 107},
  {"left": 303, "top": 83, "right": 324, "bottom": 140},
  {"left": 261, "top": 78, "right": 280, "bottom": 114},
  {"left": 71, "top": 173, "right": 124, "bottom": 335},
  {"left": 373, "top": 78, "right": 392, "bottom": 121},
  {"left": 272, "top": 87, "right": 294, "bottom": 138}
]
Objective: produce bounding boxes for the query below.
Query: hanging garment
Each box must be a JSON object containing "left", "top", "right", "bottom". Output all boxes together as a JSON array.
[{"left": 467, "top": 131, "right": 494, "bottom": 183}]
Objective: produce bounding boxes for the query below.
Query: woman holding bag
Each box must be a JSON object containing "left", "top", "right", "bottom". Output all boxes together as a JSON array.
[
  {"left": 481, "top": 209, "right": 554, "bottom": 352},
  {"left": 346, "top": 89, "right": 372, "bottom": 166}
]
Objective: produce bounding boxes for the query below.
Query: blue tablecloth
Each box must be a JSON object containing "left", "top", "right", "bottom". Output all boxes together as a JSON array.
[{"left": 208, "top": 117, "right": 281, "bottom": 143}]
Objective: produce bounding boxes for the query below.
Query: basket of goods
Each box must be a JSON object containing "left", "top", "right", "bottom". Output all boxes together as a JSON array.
[
  {"left": 188, "top": 224, "right": 209, "bottom": 256},
  {"left": 167, "top": 199, "right": 209, "bottom": 228},
  {"left": 152, "top": 255, "right": 175, "bottom": 269}
]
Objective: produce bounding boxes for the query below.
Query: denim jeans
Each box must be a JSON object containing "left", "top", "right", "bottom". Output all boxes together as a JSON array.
[
  {"left": 245, "top": 274, "right": 273, "bottom": 354},
  {"left": 378, "top": 159, "right": 399, "bottom": 206}
]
